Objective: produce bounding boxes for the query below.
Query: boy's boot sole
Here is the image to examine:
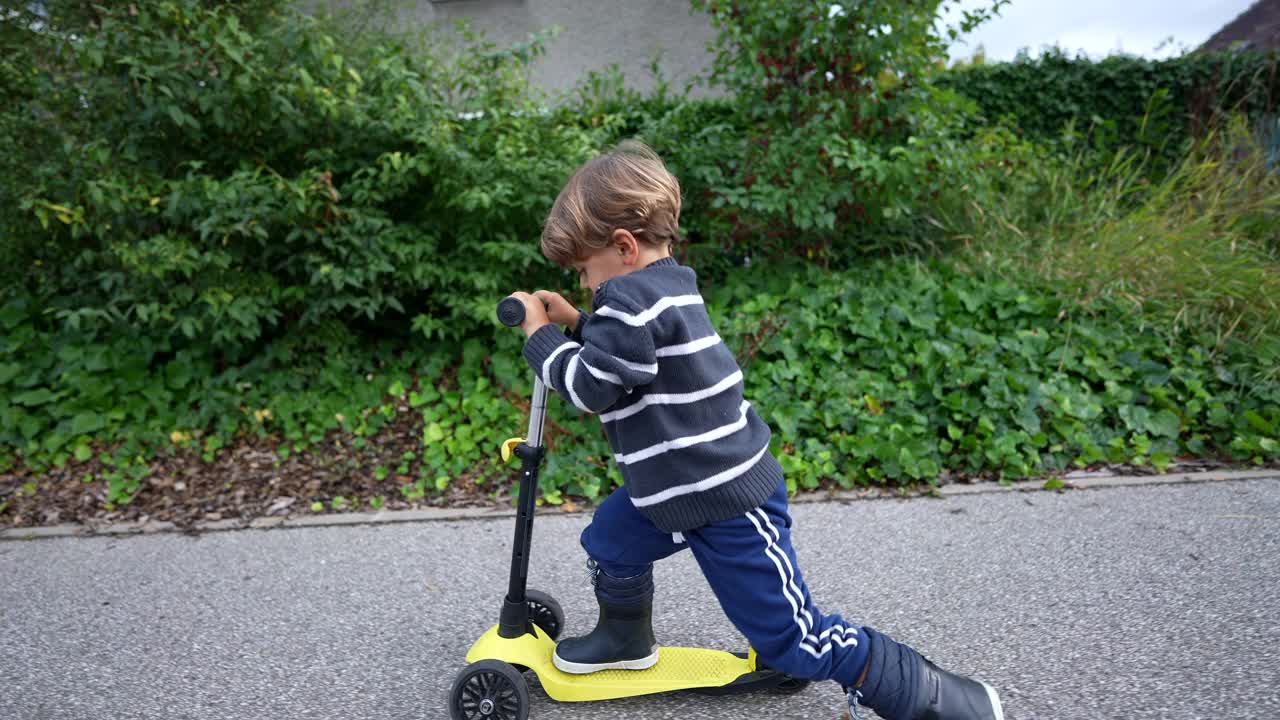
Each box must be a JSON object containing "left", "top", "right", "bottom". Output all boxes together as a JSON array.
[
  {"left": 921, "top": 659, "right": 1004, "bottom": 720},
  {"left": 552, "top": 648, "right": 660, "bottom": 674},
  {"left": 981, "top": 681, "right": 1005, "bottom": 720}
]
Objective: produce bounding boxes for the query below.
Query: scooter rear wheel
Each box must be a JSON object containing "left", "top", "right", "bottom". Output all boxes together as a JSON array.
[
  {"left": 525, "top": 589, "right": 565, "bottom": 640},
  {"left": 768, "top": 676, "right": 811, "bottom": 695},
  {"left": 449, "top": 659, "right": 529, "bottom": 720}
]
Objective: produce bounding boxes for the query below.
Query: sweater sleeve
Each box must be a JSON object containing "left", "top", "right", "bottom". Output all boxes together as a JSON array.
[
  {"left": 523, "top": 300, "right": 657, "bottom": 414},
  {"left": 565, "top": 309, "right": 589, "bottom": 344}
]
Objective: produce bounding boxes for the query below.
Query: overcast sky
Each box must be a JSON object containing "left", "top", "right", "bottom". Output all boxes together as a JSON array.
[{"left": 939, "top": 0, "right": 1259, "bottom": 61}]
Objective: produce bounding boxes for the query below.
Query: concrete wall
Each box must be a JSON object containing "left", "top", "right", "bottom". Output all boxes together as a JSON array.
[{"left": 350, "top": 0, "right": 718, "bottom": 97}]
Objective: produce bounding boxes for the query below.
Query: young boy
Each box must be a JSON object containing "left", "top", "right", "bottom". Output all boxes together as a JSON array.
[{"left": 507, "top": 140, "right": 1004, "bottom": 720}]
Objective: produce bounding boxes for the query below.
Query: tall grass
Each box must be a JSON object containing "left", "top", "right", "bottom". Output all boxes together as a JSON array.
[{"left": 949, "top": 116, "right": 1280, "bottom": 352}]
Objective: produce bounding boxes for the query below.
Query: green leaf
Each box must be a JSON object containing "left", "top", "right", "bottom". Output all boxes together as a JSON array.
[
  {"left": 425, "top": 422, "right": 445, "bottom": 442},
  {"left": 1243, "top": 411, "right": 1274, "bottom": 435},
  {"left": 1148, "top": 410, "right": 1181, "bottom": 439},
  {"left": 1043, "top": 477, "right": 1064, "bottom": 490},
  {"left": 70, "top": 412, "right": 106, "bottom": 435},
  {"left": 1151, "top": 452, "right": 1172, "bottom": 471},
  {"left": 0, "top": 362, "right": 21, "bottom": 384},
  {"left": 13, "top": 388, "right": 56, "bottom": 406},
  {"left": 166, "top": 363, "right": 193, "bottom": 390}
]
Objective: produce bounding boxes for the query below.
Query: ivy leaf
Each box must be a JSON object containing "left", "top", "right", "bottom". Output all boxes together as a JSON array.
[
  {"left": 13, "top": 388, "right": 56, "bottom": 406},
  {"left": 0, "top": 362, "right": 21, "bottom": 384},
  {"left": 1014, "top": 401, "right": 1041, "bottom": 433},
  {"left": 70, "top": 412, "right": 106, "bottom": 435},
  {"left": 166, "top": 363, "right": 193, "bottom": 390},
  {"left": 1148, "top": 410, "right": 1181, "bottom": 439},
  {"left": 425, "top": 422, "right": 445, "bottom": 443}
]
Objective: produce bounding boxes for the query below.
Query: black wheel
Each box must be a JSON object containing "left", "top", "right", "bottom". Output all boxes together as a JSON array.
[
  {"left": 525, "top": 589, "right": 565, "bottom": 640},
  {"left": 449, "top": 660, "right": 529, "bottom": 720},
  {"left": 768, "top": 676, "right": 811, "bottom": 695}
]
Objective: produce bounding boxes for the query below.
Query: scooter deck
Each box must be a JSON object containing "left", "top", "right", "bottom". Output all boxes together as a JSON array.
[{"left": 465, "top": 623, "right": 754, "bottom": 702}]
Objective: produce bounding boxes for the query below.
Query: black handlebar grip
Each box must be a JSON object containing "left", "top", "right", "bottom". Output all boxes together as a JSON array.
[{"left": 497, "top": 296, "right": 526, "bottom": 327}]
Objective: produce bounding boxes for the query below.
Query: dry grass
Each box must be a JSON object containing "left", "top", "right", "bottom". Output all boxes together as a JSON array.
[{"left": 952, "top": 116, "right": 1280, "bottom": 349}]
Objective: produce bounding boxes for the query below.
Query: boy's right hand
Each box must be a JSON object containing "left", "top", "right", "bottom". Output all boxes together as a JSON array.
[{"left": 533, "top": 290, "right": 580, "bottom": 331}]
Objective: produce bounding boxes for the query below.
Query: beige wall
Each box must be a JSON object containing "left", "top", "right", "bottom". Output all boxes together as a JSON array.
[{"left": 325, "top": 0, "right": 718, "bottom": 98}]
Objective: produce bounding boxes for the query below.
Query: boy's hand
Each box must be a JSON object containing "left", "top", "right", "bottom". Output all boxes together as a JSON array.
[
  {"left": 533, "top": 290, "right": 580, "bottom": 331},
  {"left": 508, "top": 291, "right": 551, "bottom": 337}
]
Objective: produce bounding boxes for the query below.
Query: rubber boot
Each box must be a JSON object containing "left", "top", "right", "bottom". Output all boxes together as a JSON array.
[
  {"left": 847, "top": 627, "right": 1003, "bottom": 720},
  {"left": 552, "top": 565, "right": 658, "bottom": 674}
]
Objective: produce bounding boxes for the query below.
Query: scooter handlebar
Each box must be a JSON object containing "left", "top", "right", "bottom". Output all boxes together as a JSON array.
[{"left": 497, "top": 296, "right": 525, "bottom": 327}]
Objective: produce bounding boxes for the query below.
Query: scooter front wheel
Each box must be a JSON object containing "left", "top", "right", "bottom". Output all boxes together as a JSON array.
[{"left": 449, "top": 659, "right": 529, "bottom": 720}]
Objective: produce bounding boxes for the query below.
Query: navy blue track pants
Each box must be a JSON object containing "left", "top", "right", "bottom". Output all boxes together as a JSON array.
[{"left": 579, "top": 478, "right": 870, "bottom": 688}]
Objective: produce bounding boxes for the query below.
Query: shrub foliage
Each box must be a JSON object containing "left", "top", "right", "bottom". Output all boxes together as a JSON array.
[
  {"left": 0, "top": 1, "right": 1276, "bottom": 517},
  {"left": 939, "top": 48, "right": 1280, "bottom": 162},
  {"left": 1, "top": 0, "right": 603, "bottom": 355}
]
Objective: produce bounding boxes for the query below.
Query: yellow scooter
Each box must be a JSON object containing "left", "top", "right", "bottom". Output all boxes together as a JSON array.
[{"left": 446, "top": 298, "right": 808, "bottom": 720}]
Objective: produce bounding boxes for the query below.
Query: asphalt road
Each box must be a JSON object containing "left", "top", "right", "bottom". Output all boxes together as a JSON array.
[{"left": 3, "top": 477, "right": 1279, "bottom": 720}]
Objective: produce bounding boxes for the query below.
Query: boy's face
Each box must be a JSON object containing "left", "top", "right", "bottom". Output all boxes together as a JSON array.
[{"left": 572, "top": 246, "right": 628, "bottom": 296}]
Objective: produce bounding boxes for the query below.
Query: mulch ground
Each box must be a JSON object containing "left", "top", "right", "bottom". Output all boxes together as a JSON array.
[
  {"left": 2, "top": 409, "right": 1273, "bottom": 532},
  {"left": 0, "top": 409, "right": 511, "bottom": 531}
]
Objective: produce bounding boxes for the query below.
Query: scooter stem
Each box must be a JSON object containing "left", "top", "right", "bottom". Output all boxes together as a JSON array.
[
  {"left": 526, "top": 377, "right": 548, "bottom": 448},
  {"left": 498, "top": 377, "right": 550, "bottom": 639}
]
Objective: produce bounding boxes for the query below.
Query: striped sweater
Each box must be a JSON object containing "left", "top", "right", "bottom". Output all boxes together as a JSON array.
[{"left": 522, "top": 257, "right": 783, "bottom": 532}]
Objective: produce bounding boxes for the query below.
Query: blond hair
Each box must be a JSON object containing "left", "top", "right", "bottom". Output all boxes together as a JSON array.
[{"left": 541, "top": 140, "right": 682, "bottom": 267}]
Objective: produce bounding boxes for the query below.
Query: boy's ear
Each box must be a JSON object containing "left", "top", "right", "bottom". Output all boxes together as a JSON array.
[{"left": 611, "top": 229, "right": 640, "bottom": 264}]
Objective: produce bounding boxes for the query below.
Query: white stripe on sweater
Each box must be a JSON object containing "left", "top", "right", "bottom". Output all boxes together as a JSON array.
[
  {"left": 613, "top": 356, "right": 658, "bottom": 374},
  {"left": 600, "top": 370, "right": 743, "bottom": 423},
  {"left": 582, "top": 356, "right": 656, "bottom": 388},
  {"left": 581, "top": 359, "right": 623, "bottom": 386},
  {"left": 564, "top": 354, "right": 591, "bottom": 412},
  {"left": 655, "top": 334, "right": 722, "bottom": 357},
  {"left": 629, "top": 442, "right": 768, "bottom": 508},
  {"left": 615, "top": 401, "right": 751, "bottom": 465},
  {"left": 595, "top": 295, "right": 703, "bottom": 327},
  {"left": 541, "top": 342, "right": 580, "bottom": 391}
]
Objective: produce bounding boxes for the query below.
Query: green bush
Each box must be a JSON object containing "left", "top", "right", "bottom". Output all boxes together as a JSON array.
[
  {"left": 4, "top": 0, "right": 1277, "bottom": 521},
  {"left": 714, "top": 261, "right": 1278, "bottom": 488},
  {"left": 4, "top": 260, "right": 1275, "bottom": 513},
  {"left": 609, "top": 0, "right": 1008, "bottom": 264},
  {"left": 1, "top": 0, "right": 604, "bottom": 357},
  {"left": 0, "top": 0, "right": 1025, "bottom": 353},
  {"left": 938, "top": 48, "right": 1280, "bottom": 167}
]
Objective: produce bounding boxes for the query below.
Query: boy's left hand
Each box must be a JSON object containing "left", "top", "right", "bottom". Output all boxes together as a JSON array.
[
  {"left": 533, "top": 290, "right": 580, "bottom": 330},
  {"left": 508, "top": 291, "right": 551, "bottom": 337}
]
